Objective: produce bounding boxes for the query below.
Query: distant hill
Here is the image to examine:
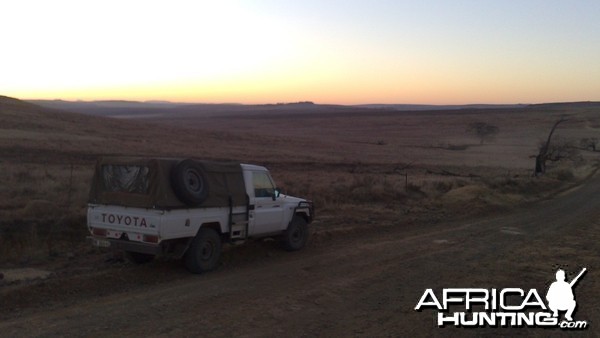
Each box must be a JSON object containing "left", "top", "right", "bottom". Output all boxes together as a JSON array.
[
  {"left": 526, "top": 101, "right": 600, "bottom": 111},
  {"left": 24, "top": 98, "right": 600, "bottom": 120},
  {"left": 353, "top": 103, "right": 529, "bottom": 111},
  {"left": 27, "top": 99, "right": 189, "bottom": 116},
  {"left": 0, "top": 96, "right": 185, "bottom": 163},
  {"left": 31, "top": 99, "right": 530, "bottom": 115},
  {"left": 5, "top": 96, "right": 340, "bottom": 163},
  {"left": 27, "top": 99, "right": 359, "bottom": 118},
  {"left": 1, "top": 95, "right": 106, "bottom": 131},
  {"left": 5, "top": 95, "right": 599, "bottom": 166}
]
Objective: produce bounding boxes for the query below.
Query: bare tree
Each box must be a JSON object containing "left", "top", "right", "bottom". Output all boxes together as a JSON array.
[
  {"left": 534, "top": 117, "right": 568, "bottom": 176},
  {"left": 539, "top": 137, "right": 579, "bottom": 161},
  {"left": 467, "top": 122, "right": 499, "bottom": 144}
]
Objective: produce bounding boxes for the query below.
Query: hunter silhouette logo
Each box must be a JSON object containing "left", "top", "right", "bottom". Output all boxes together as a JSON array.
[
  {"left": 546, "top": 268, "right": 586, "bottom": 322},
  {"left": 415, "top": 267, "right": 588, "bottom": 330}
]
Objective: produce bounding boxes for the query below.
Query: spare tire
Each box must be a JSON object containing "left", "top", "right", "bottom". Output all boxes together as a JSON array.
[{"left": 171, "top": 159, "right": 209, "bottom": 206}]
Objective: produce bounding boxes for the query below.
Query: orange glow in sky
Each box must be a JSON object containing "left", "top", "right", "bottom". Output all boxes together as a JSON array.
[{"left": 1, "top": 0, "right": 599, "bottom": 104}]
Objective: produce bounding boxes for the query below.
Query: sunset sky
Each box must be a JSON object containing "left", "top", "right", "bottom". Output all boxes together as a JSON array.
[{"left": 1, "top": 0, "right": 599, "bottom": 104}]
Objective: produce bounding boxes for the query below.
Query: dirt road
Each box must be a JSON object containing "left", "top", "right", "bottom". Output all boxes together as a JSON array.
[{"left": 1, "top": 175, "right": 599, "bottom": 337}]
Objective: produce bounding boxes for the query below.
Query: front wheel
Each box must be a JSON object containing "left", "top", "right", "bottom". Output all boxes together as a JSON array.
[
  {"left": 282, "top": 216, "right": 309, "bottom": 251},
  {"left": 184, "top": 228, "right": 222, "bottom": 274}
]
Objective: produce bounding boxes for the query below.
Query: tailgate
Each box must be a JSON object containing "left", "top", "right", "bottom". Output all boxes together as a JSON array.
[{"left": 87, "top": 204, "right": 162, "bottom": 244}]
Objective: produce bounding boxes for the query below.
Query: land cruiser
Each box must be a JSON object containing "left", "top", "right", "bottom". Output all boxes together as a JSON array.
[{"left": 87, "top": 157, "right": 314, "bottom": 273}]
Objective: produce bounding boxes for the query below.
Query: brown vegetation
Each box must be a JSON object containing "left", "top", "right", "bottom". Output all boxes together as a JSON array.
[
  {"left": 1, "top": 96, "right": 600, "bottom": 336},
  {"left": 0, "top": 96, "right": 599, "bottom": 266}
]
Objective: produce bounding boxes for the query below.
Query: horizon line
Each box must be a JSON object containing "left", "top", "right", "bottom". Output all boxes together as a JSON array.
[{"left": 22, "top": 97, "right": 600, "bottom": 106}]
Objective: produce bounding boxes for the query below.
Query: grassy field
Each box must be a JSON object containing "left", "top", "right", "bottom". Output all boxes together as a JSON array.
[{"left": 0, "top": 96, "right": 598, "bottom": 264}]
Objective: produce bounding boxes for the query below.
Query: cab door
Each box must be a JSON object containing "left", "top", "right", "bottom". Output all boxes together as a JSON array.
[{"left": 248, "top": 170, "right": 284, "bottom": 236}]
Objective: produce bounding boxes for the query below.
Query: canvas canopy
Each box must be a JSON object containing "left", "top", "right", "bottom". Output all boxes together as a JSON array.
[{"left": 88, "top": 157, "right": 247, "bottom": 209}]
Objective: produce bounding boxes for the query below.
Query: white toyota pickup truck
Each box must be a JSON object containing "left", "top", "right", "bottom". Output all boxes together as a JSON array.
[{"left": 87, "top": 157, "right": 314, "bottom": 273}]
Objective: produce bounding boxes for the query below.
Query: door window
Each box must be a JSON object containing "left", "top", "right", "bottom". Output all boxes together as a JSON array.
[{"left": 253, "top": 172, "right": 275, "bottom": 198}]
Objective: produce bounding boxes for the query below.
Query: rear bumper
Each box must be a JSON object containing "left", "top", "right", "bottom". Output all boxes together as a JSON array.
[{"left": 88, "top": 236, "right": 162, "bottom": 255}]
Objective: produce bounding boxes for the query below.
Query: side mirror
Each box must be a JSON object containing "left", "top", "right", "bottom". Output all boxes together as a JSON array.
[{"left": 273, "top": 188, "right": 281, "bottom": 200}]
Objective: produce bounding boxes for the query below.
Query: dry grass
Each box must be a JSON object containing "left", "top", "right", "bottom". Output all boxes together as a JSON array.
[{"left": 0, "top": 96, "right": 598, "bottom": 264}]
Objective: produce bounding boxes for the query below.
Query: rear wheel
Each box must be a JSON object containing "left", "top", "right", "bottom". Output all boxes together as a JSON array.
[
  {"left": 282, "top": 215, "right": 309, "bottom": 251},
  {"left": 184, "top": 228, "right": 222, "bottom": 274}
]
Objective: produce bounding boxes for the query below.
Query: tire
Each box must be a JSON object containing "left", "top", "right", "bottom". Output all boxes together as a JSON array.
[
  {"left": 184, "top": 228, "right": 222, "bottom": 274},
  {"left": 126, "top": 251, "right": 155, "bottom": 264},
  {"left": 171, "top": 159, "right": 209, "bottom": 206},
  {"left": 282, "top": 215, "right": 309, "bottom": 251}
]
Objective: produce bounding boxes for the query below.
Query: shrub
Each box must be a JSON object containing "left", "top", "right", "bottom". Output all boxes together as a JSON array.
[{"left": 432, "top": 180, "right": 454, "bottom": 193}]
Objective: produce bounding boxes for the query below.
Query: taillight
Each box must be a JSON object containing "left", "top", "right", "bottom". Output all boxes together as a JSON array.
[
  {"left": 143, "top": 234, "right": 159, "bottom": 243},
  {"left": 92, "top": 228, "right": 107, "bottom": 237}
]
